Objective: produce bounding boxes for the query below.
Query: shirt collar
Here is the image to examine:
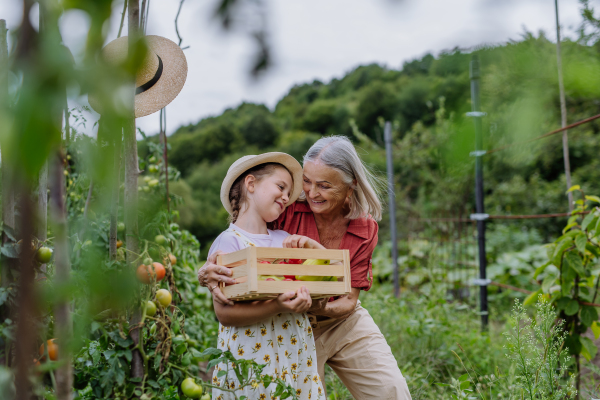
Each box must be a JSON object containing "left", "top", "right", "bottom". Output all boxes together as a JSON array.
[{"left": 297, "top": 201, "right": 371, "bottom": 239}]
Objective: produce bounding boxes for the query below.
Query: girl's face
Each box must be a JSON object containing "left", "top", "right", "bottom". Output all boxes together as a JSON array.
[
  {"left": 302, "top": 160, "right": 353, "bottom": 216},
  {"left": 246, "top": 167, "right": 293, "bottom": 223}
]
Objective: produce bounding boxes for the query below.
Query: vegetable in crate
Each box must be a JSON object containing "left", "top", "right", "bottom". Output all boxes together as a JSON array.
[{"left": 296, "top": 258, "right": 335, "bottom": 281}]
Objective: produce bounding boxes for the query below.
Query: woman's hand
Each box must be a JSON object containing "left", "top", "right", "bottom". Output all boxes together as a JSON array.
[
  {"left": 307, "top": 297, "right": 329, "bottom": 315},
  {"left": 276, "top": 286, "right": 312, "bottom": 314},
  {"left": 283, "top": 235, "right": 325, "bottom": 250},
  {"left": 197, "top": 250, "right": 236, "bottom": 306}
]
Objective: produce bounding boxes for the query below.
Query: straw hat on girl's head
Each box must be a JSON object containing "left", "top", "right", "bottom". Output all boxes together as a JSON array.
[
  {"left": 88, "top": 35, "right": 187, "bottom": 118},
  {"left": 220, "top": 153, "right": 304, "bottom": 215}
]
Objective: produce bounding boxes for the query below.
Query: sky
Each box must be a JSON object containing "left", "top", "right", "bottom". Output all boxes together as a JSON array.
[{"left": 0, "top": 0, "right": 592, "bottom": 137}]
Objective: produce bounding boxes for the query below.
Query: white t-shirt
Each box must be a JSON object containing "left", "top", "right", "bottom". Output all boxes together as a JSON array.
[{"left": 208, "top": 224, "right": 290, "bottom": 256}]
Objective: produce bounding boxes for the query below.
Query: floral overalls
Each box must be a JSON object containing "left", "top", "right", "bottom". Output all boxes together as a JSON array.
[{"left": 211, "top": 227, "right": 324, "bottom": 400}]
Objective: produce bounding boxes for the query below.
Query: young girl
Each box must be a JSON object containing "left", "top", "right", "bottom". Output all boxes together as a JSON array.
[{"left": 209, "top": 153, "right": 325, "bottom": 400}]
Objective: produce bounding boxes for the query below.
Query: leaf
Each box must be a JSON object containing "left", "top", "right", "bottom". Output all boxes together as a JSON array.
[
  {"left": 565, "top": 334, "right": 583, "bottom": 355},
  {"left": 581, "top": 336, "right": 598, "bottom": 361},
  {"left": 534, "top": 261, "right": 551, "bottom": 279},
  {"left": 556, "top": 297, "right": 571, "bottom": 311},
  {"left": 563, "top": 222, "right": 578, "bottom": 234},
  {"left": 582, "top": 213, "right": 597, "bottom": 231},
  {"left": 567, "top": 185, "right": 581, "bottom": 193},
  {"left": 459, "top": 373, "right": 469, "bottom": 382},
  {"left": 564, "top": 252, "right": 585, "bottom": 277},
  {"left": 460, "top": 380, "right": 471, "bottom": 390},
  {"left": 217, "top": 370, "right": 227, "bottom": 377},
  {"left": 2, "top": 225, "right": 16, "bottom": 241},
  {"left": 434, "top": 383, "right": 451, "bottom": 387},
  {"left": 581, "top": 306, "right": 599, "bottom": 327},
  {"left": 575, "top": 234, "right": 588, "bottom": 254},
  {"left": 0, "top": 244, "right": 19, "bottom": 259},
  {"left": 586, "top": 195, "right": 600, "bottom": 204},
  {"left": 542, "top": 275, "right": 557, "bottom": 293},
  {"left": 565, "top": 299, "right": 580, "bottom": 316},
  {"left": 591, "top": 321, "right": 600, "bottom": 339},
  {"left": 524, "top": 289, "right": 542, "bottom": 306}
]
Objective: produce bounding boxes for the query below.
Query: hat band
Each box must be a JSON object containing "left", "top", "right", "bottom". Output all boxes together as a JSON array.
[{"left": 135, "top": 55, "right": 163, "bottom": 95}]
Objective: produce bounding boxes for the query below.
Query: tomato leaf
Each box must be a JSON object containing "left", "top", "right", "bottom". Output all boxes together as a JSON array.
[
  {"left": 591, "top": 321, "right": 600, "bottom": 339},
  {"left": 564, "top": 252, "right": 585, "bottom": 277},
  {"left": 565, "top": 299, "right": 580, "bottom": 316},
  {"left": 586, "top": 195, "right": 600, "bottom": 204},
  {"left": 581, "top": 306, "right": 599, "bottom": 327},
  {"left": 582, "top": 213, "right": 597, "bottom": 232},
  {"left": 524, "top": 289, "right": 542, "bottom": 306},
  {"left": 534, "top": 261, "right": 551, "bottom": 279},
  {"left": 567, "top": 185, "right": 581, "bottom": 193},
  {"left": 580, "top": 336, "right": 598, "bottom": 361},
  {"left": 575, "top": 234, "right": 588, "bottom": 254}
]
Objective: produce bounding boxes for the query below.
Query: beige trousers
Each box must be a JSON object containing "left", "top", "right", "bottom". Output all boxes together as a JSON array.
[{"left": 312, "top": 303, "right": 412, "bottom": 400}]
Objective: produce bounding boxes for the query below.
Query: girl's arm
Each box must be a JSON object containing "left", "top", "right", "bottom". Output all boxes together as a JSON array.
[{"left": 214, "top": 286, "right": 313, "bottom": 327}]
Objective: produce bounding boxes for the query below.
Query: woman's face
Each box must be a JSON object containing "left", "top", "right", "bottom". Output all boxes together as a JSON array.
[{"left": 302, "top": 160, "right": 353, "bottom": 216}]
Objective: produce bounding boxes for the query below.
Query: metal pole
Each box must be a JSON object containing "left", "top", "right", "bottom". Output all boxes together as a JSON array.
[
  {"left": 470, "top": 56, "right": 488, "bottom": 329},
  {"left": 554, "top": 0, "right": 573, "bottom": 211},
  {"left": 384, "top": 121, "right": 399, "bottom": 297}
]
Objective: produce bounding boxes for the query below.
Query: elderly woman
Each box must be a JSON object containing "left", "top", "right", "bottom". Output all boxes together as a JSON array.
[{"left": 198, "top": 136, "right": 412, "bottom": 400}]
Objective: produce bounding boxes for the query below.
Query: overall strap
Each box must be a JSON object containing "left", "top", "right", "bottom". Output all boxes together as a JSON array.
[{"left": 225, "top": 227, "right": 257, "bottom": 248}]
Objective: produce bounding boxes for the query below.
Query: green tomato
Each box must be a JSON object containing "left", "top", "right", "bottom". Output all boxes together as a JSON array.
[
  {"left": 143, "top": 176, "right": 152, "bottom": 183},
  {"left": 117, "top": 222, "right": 125, "bottom": 232},
  {"left": 155, "top": 235, "right": 168, "bottom": 246},
  {"left": 156, "top": 289, "right": 172, "bottom": 307},
  {"left": 148, "top": 165, "right": 159, "bottom": 173},
  {"left": 148, "top": 179, "right": 160, "bottom": 188},
  {"left": 146, "top": 301, "right": 157, "bottom": 317},
  {"left": 149, "top": 323, "right": 157, "bottom": 335},
  {"left": 200, "top": 394, "right": 210, "bottom": 400},
  {"left": 181, "top": 378, "right": 203, "bottom": 398},
  {"left": 143, "top": 257, "right": 153, "bottom": 266},
  {"left": 36, "top": 247, "right": 53, "bottom": 264},
  {"left": 170, "top": 223, "right": 180, "bottom": 232},
  {"left": 149, "top": 156, "right": 157, "bottom": 163},
  {"left": 143, "top": 186, "right": 150, "bottom": 193}
]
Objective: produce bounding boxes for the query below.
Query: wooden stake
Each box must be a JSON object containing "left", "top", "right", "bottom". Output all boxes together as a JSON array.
[
  {"left": 50, "top": 151, "right": 73, "bottom": 400},
  {"left": 127, "top": 0, "right": 144, "bottom": 383}
]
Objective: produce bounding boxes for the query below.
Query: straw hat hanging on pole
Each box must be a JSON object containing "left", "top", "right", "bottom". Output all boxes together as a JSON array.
[{"left": 89, "top": 35, "right": 188, "bottom": 118}]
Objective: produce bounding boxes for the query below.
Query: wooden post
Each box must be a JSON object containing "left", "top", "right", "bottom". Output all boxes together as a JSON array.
[
  {"left": 109, "top": 125, "right": 122, "bottom": 261},
  {"left": 37, "top": 161, "right": 48, "bottom": 273},
  {"left": 127, "top": 0, "right": 144, "bottom": 383},
  {"left": 384, "top": 121, "right": 399, "bottom": 297},
  {"left": 554, "top": 0, "right": 573, "bottom": 212},
  {"left": 50, "top": 151, "right": 73, "bottom": 400}
]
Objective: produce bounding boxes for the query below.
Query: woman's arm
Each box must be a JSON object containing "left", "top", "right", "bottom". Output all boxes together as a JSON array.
[
  {"left": 197, "top": 251, "right": 237, "bottom": 306},
  {"left": 214, "top": 286, "right": 313, "bottom": 327},
  {"left": 308, "top": 287, "right": 360, "bottom": 318}
]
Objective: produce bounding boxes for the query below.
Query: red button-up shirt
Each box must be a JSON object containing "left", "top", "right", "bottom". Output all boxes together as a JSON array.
[{"left": 273, "top": 201, "right": 377, "bottom": 291}]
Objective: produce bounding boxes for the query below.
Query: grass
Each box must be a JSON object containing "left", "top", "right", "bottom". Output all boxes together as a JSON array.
[{"left": 324, "top": 280, "right": 510, "bottom": 400}]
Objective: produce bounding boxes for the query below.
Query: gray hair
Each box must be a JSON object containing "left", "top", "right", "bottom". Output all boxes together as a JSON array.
[{"left": 303, "top": 136, "right": 385, "bottom": 221}]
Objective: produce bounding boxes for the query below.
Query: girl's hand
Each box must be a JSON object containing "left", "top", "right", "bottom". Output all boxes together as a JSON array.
[
  {"left": 276, "top": 286, "right": 312, "bottom": 313},
  {"left": 283, "top": 235, "right": 325, "bottom": 250},
  {"left": 197, "top": 250, "right": 236, "bottom": 306}
]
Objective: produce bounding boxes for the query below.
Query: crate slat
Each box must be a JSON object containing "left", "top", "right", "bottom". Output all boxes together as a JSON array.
[
  {"left": 255, "top": 247, "right": 345, "bottom": 261},
  {"left": 222, "top": 282, "right": 251, "bottom": 298},
  {"left": 218, "top": 247, "right": 251, "bottom": 266},
  {"left": 257, "top": 281, "right": 345, "bottom": 294},
  {"left": 257, "top": 264, "right": 345, "bottom": 277},
  {"left": 231, "top": 264, "right": 248, "bottom": 279},
  {"left": 248, "top": 247, "right": 258, "bottom": 292},
  {"left": 342, "top": 249, "right": 351, "bottom": 293}
]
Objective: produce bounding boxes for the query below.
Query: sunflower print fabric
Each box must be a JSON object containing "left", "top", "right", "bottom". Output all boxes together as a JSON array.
[{"left": 212, "top": 313, "right": 324, "bottom": 400}]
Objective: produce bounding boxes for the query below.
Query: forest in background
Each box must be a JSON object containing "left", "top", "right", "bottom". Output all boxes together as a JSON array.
[{"left": 139, "top": 24, "right": 600, "bottom": 257}]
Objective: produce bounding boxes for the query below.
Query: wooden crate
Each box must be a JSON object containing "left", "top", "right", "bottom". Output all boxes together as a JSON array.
[{"left": 217, "top": 247, "right": 351, "bottom": 301}]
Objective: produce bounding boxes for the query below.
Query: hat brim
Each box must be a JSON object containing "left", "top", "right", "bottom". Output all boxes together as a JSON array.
[
  {"left": 88, "top": 35, "right": 188, "bottom": 118},
  {"left": 220, "top": 153, "right": 304, "bottom": 215}
]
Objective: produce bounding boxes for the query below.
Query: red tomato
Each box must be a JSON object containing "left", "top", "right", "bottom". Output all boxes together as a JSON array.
[
  {"left": 136, "top": 262, "right": 166, "bottom": 284},
  {"left": 266, "top": 278, "right": 276, "bottom": 281},
  {"left": 284, "top": 278, "right": 294, "bottom": 281},
  {"left": 288, "top": 259, "right": 302, "bottom": 264},
  {"left": 284, "top": 275, "right": 296, "bottom": 280}
]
